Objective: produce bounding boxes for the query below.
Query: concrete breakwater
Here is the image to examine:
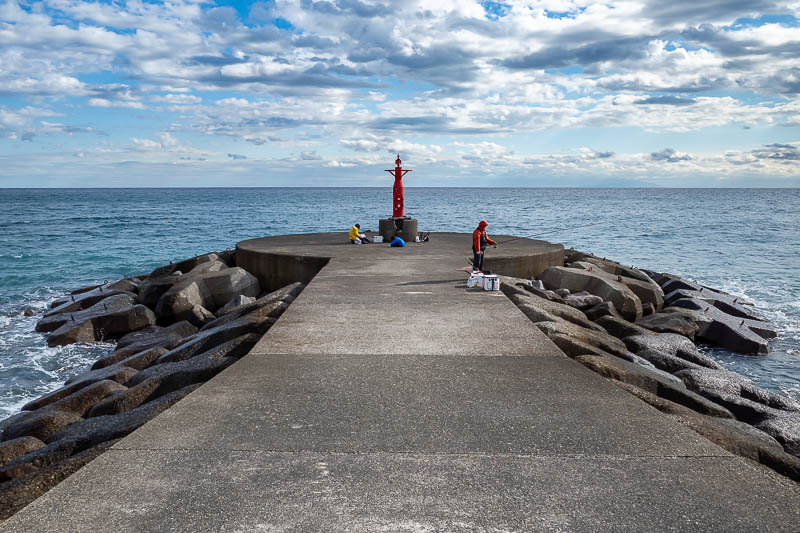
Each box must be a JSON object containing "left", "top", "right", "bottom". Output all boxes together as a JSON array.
[
  {"left": 0, "top": 249, "right": 305, "bottom": 521},
  {"left": 0, "top": 232, "right": 798, "bottom": 531}
]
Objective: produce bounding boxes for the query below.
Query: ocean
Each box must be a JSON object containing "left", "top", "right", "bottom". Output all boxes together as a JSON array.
[{"left": 1, "top": 187, "right": 798, "bottom": 419}]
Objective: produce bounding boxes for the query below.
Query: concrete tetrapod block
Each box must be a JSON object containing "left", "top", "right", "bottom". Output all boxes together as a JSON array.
[
  {"left": 37, "top": 293, "right": 137, "bottom": 333},
  {"left": 571, "top": 260, "right": 664, "bottom": 312},
  {"left": 575, "top": 355, "right": 733, "bottom": 418},
  {"left": 43, "top": 289, "right": 137, "bottom": 319},
  {"left": 47, "top": 304, "right": 157, "bottom": 347},
  {"left": 539, "top": 266, "right": 643, "bottom": 321},
  {"left": 155, "top": 267, "right": 260, "bottom": 324},
  {"left": 624, "top": 333, "right": 724, "bottom": 370},
  {"left": 635, "top": 311, "right": 700, "bottom": 339},
  {"left": 0, "top": 437, "right": 45, "bottom": 468},
  {"left": 54, "top": 279, "right": 138, "bottom": 306},
  {"left": 23, "top": 380, "right": 127, "bottom": 418},
  {"left": 91, "top": 322, "right": 197, "bottom": 369}
]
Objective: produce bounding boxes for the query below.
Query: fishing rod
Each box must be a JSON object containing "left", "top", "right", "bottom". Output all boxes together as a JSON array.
[{"left": 496, "top": 222, "right": 601, "bottom": 244}]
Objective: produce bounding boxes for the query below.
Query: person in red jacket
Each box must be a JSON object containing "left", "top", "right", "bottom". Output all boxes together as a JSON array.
[{"left": 472, "top": 219, "right": 496, "bottom": 272}]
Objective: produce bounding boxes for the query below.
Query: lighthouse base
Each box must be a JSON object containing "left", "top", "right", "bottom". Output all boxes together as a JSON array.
[{"left": 379, "top": 217, "right": 418, "bottom": 243}]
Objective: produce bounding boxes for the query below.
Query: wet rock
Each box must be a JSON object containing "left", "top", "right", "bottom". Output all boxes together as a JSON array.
[
  {"left": 564, "top": 292, "right": 603, "bottom": 311},
  {"left": 635, "top": 312, "right": 700, "bottom": 339},
  {"left": 22, "top": 308, "right": 34, "bottom": 317},
  {"left": 155, "top": 267, "right": 260, "bottom": 324},
  {"left": 539, "top": 266, "right": 643, "bottom": 321},
  {"left": 217, "top": 295, "right": 256, "bottom": 316},
  {"left": 37, "top": 293, "right": 136, "bottom": 333},
  {"left": 570, "top": 261, "right": 664, "bottom": 312},
  {"left": 584, "top": 301, "right": 623, "bottom": 322},
  {"left": 157, "top": 315, "right": 273, "bottom": 364},
  {"left": 47, "top": 303, "right": 157, "bottom": 347},
  {"left": 756, "top": 413, "right": 800, "bottom": 457},
  {"left": 0, "top": 437, "right": 44, "bottom": 468},
  {"left": 0, "top": 439, "right": 118, "bottom": 521},
  {"left": 32, "top": 380, "right": 127, "bottom": 417},
  {"left": 576, "top": 355, "right": 732, "bottom": 418},
  {"left": 535, "top": 320, "right": 629, "bottom": 359},
  {"left": 65, "top": 365, "right": 138, "bottom": 389},
  {"left": 45, "top": 289, "right": 137, "bottom": 319},
  {"left": 624, "top": 333, "right": 724, "bottom": 370},
  {"left": 1, "top": 410, "right": 83, "bottom": 443},
  {"left": 47, "top": 385, "right": 201, "bottom": 447},
  {"left": 91, "top": 321, "right": 197, "bottom": 369},
  {"left": 594, "top": 315, "right": 652, "bottom": 340},
  {"left": 105, "top": 346, "right": 165, "bottom": 372}
]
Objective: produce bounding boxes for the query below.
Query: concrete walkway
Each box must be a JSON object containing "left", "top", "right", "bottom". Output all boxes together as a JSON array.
[{"left": 2, "top": 234, "right": 798, "bottom": 531}]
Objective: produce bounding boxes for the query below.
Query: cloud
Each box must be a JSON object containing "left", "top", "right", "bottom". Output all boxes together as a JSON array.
[
  {"left": 650, "top": 148, "right": 692, "bottom": 162},
  {"left": 752, "top": 143, "right": 800, "bottom": 160},
  {"left": 227, "top": 153, "right": 247, "bottom": 160}
]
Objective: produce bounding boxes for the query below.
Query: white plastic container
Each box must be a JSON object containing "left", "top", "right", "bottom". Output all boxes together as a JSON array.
[
  {"left": 373, "top": 236, "right": 383, "bottom": 243},
  {"left": 483, "top": 274, "right": 500, "bottom": 291},
  {"left": 467, "top": 272, "right": 484, "bottom": 288}
]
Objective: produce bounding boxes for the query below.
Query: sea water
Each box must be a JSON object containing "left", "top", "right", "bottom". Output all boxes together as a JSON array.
[{"left": 1, "top": 187, "right": 798, "bottom": 418}]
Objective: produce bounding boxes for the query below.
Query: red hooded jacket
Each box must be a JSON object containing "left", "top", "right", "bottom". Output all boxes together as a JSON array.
[{"left": 473, "top": 220, "right": 495, "bottom": 252}]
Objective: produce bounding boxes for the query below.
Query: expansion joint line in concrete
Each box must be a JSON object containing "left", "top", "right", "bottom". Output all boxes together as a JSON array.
[{"left": 104, "top": 449, "right": 734, "bottom": 460}]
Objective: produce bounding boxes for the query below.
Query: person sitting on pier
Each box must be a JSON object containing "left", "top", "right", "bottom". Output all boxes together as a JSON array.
[
  {"left": 349, "top": 223, "right": 370, "bottom": 244},
  {"left": 472, "top": 219, "right": 496, "bottom": 272}
]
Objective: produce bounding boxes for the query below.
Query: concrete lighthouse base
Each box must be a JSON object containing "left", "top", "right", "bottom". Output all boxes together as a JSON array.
[{"left": 379, "top": 217, "right": 418, "bottom": 243}]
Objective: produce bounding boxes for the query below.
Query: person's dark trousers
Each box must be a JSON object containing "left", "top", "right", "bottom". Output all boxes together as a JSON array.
[{"left": 473, "top": 251, "right": 483, "bottom": 272}]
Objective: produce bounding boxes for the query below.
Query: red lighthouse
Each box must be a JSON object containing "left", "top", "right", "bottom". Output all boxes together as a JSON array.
[{"left": 385, "top": 154, "right": 412, "bottom": 218}]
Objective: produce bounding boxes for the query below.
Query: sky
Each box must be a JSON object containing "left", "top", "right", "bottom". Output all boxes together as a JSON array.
[{"left": 0, "top": 0, "right": 799, "bottom": 187}]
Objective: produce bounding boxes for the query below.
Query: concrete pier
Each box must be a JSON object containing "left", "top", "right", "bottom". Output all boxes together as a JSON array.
[{"left": 2, "top": 233, "right": 798, "bottom": 531}]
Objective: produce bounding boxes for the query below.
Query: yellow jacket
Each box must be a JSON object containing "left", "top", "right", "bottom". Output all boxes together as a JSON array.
[{"left": 349, "top": 225, "right": 361, "bottom": 240}]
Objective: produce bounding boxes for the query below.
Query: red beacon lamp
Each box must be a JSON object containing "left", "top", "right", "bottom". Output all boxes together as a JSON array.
[{"left": 378, "top": 154, "right": 418, "bottom": 243}]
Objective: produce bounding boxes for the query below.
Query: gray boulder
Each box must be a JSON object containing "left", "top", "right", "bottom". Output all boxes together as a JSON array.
[
  {"left": 575, "top": 355, "right": 732, "bottom": 418},
  {"left": 157, "top": 314, "right": 273, "bottom": 365},
  {"left": 154, "top": 267, "right": 260, "bottom": 324},
  {"left": 584, "top": 301, "right": 623, "bottom": 322},
  {"left": 698, "top": 389, "right": 781, "bottom": 424},
  {"left": 624, "top": 334, "right": 724, "bottom": 370},
  {"left": 107, "top": 346, "right": 169, "bottom": 371},
  {"left": 44, "top": 289, "right": 136, "bottom": 319},
  {"left": 37, "top": 293, "right": 136, "bottom": 333},
  {"left": 545, "top": 333, "right": 651, "bottom": 367},
  {"left": 148, "top": 252, "right": 222, "bottom": 279},
  {"left": 499, "top": 276, "right": 565, "bottom": 303},
  {"left": 641, "top": 302, "right": 656, "bottom": 317},
  {"left": 0, "top": 437, "right": 45, "bottom": 468},
  {"left": 669, "top": 298, "right": 773, "bottom": 354},
  {"left": 20, "top": 380, "right": 96, "bottom": 412},
  {"left": 137, "top": 271, "right": 184, "bottom": 308},
  {"left": 29, "top": 380, "right": 127, "bottom": 417},
  {"left": 571, "top": 261, "right": 664, "bottom": 312},
  {"left": 54, "top": 279, "right": 138, "bottom": 305},
  {"left": 65, "top": 365, "right": 138, "bottom": 389},
  {"left": 676, "top": 368, "right": 800, "bottom": 412},
  {"left": 1, "top": 410, "right": 83, "bottom": 443},
  {"left": 535, "top": 320, "right": 629, "bottom": 359},
  {"left": 46, "top": 303, "right": 157, "bottom": 347},
  {"left": 200, "top": 300, "right": 285, "bottom": 332},
  {"left": 665, "top": 288, "right": 762, "bottom": 321},
  {"left": 635, "top": 312, "right": 700, "bottom": 339},
  {"left": 634, "top": 348, "right": 705, "bottom": 374},
  {"left": 594, "top": 315, "right": 652, "bottom": 340},
  {"left": 125, "top": 353, "right": 240, "bottom": 393},
  {"left": 216, "top": 282, "right": 303, "bottom": 318},
  {"left": 564, "top": 292, "right": 603, "bottom": 311},
  {"left": 661, "top": 277, "right": 703, "bottom": 293},
  {"left": 91, "top": 321, "right": 197, "bottom": 369},
  {"left": 539, "top": 266, "right": 643, "bottom": 321},
  {"left": 0, "top": 439, "right": 119, "bottom": 521},
  {"left": 506, "top": 291, "right": 605, "bottom": 332},
  {"left": 756, "top": 412, "right": 800, "bottom": 456},
  {"left": 47, "top": 385, "right": 200, "bottom": 447},
  {"left": 217, "top": 295, "right": 256, "bottom": 316}
]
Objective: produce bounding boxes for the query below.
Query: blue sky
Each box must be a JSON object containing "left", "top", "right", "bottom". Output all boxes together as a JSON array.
[{"left": 0, "top": 0, "right": 799, "bottom": 187}]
